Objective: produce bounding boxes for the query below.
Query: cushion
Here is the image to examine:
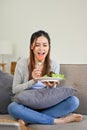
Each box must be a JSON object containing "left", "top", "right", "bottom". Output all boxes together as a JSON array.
[
  {"left": 13, "top": 86, "right": 76, "bottom": 109},
  {"left": 0, "top": 70, "right": 13, "bottom": 114}
]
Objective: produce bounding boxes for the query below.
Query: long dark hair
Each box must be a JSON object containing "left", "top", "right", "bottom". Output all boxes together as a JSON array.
[{"left": 28, "top": 30, "right": 51, "bottom": 80}]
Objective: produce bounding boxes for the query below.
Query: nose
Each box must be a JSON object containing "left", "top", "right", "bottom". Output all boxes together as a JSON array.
[{"left": 39, "top": 44, "right": 44, "bottom": 50}]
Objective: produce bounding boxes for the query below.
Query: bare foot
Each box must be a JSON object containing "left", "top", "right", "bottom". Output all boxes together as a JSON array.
[
  {"left": 54, "top": 114, "right": 83, "bottom": 124},
  {"left": 62, "top": 114, "right": 83, "bottom": 123},
  {"left": 18, "top": 120, "right": 28, "bottom": 130},
  {"left": 18, "top": 119, "right": 25, "bottom": 125}
]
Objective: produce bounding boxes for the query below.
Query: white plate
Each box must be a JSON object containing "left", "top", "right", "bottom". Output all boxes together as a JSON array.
[{"left": 35, "top": 77, "right": 64, "bottom": 82}]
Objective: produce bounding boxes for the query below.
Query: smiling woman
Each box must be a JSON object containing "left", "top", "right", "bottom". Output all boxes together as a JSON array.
[{"left": 8, "top": 30, "right": 82, "bottom": 125}]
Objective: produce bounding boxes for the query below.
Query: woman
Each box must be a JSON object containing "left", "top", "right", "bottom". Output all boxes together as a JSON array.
[{"left": 8, "top": 30, "right": 82, "bottom": 125}]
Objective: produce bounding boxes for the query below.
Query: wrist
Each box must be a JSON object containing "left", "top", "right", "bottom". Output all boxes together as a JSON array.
[{"left": 33, "top": 78, "right": 37, "bottom": 83}]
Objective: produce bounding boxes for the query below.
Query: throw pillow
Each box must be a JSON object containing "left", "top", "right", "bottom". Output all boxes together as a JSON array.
[
  {"left": 13, "top": 86, "right": 76, "bottom": 109},
  {"left": 0, "top": 70, "right": 13, "bottom": 114}
]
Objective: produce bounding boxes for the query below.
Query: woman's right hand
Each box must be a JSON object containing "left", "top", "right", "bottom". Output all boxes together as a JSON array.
[{"left": 32, "top": 68, "right": 41, "bottom": 79}]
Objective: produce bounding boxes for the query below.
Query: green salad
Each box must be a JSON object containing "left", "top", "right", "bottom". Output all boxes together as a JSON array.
[{"left": 43, "top": 71, "right": 65, "bottom": 79}]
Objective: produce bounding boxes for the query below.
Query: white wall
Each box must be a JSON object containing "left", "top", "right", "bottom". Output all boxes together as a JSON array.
[{"left": 0, "top": 0, "right": 87, "bottom": 64}]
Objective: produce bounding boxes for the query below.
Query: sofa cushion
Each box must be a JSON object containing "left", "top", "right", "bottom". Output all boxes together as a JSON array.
[
  {"left": 13, "top": 86, "right": 76, "bottom": 109},
  {"left": 60, "top": 64, "right": 87, "bottom": 114},
  {"left": 0, "top": 70, "right": 13, "bottom": 114}
]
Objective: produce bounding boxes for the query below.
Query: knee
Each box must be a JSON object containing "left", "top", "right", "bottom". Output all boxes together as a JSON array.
[
  {"left": 8, "top": 102, "right": 18, "bottom": 114},
  {"left": 68, "top": 96, "right": 80, "bottom": 111}
]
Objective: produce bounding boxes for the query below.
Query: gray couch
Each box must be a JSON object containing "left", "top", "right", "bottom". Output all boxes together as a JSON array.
[{"left": 0, "top": 64, "right": 87, "bottom": 130}]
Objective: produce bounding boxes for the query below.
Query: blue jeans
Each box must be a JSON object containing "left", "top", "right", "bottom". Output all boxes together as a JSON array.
[{"left": 8, "top": 96, "right": 79, "bottom": 125}]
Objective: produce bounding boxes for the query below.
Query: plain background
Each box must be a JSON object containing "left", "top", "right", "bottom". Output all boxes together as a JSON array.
[{"left": 0, "top": 0, "right": 87, "bottom": 66}]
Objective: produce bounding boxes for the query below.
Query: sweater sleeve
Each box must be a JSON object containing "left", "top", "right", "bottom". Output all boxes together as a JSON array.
[{"left": 12, "top": 58, "right": 35, "bottom": 94}]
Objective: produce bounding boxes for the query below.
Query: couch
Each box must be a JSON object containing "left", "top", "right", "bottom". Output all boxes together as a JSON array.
[{"left": 0, "top": 64, "right": 87, "bottom": 130}]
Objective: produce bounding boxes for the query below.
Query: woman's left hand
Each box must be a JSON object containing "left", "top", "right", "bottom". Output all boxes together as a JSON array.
[{"left": 42, "top": 81, "right": 60, "bottom": 88}]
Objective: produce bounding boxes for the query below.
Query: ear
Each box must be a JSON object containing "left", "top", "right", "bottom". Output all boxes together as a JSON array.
[
  {"left": 31, "top": 45, "right": 33, "bottom": 50},
  {"left": 31, "top": 47, "right": 33, "bottom": 50}
]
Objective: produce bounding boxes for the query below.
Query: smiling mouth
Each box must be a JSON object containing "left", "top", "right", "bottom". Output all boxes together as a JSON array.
[{"left": 37, "top": 51, "right": 45, "bottom": 61}]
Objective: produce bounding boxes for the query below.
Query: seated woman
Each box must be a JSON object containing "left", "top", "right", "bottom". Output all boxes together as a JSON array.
[{"left": 8, "top": 30, "right": 82, "bottom": 125}]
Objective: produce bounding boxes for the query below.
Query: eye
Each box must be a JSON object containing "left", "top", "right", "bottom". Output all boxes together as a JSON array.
[
  {"left": 35, "top": 43, "right": 40, "bottom": 47},
  {"left": 43, "top": 43, "right": 48, "bottom": 47}
]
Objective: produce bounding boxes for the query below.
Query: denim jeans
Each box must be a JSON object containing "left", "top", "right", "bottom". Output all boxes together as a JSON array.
[{"left": 8, "top": 96, "right": 79, "bottom": 125}]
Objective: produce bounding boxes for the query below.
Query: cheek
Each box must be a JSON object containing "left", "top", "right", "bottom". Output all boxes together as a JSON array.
[
  {"left": 46, "top": 47, "right": 50, "bottom": 53},
  {"left": 33, "top": 49, "right": 36, "bottom": 55}
]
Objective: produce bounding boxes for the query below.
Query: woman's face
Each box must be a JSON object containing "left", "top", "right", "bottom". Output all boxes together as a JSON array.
[{"left": 31, "top": 36, "right": 50, "bottom": 62}]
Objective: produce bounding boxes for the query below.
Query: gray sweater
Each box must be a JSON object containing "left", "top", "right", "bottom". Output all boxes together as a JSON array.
[{"left": 12, "top": 58, "right": 60, "bottom": 94}]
